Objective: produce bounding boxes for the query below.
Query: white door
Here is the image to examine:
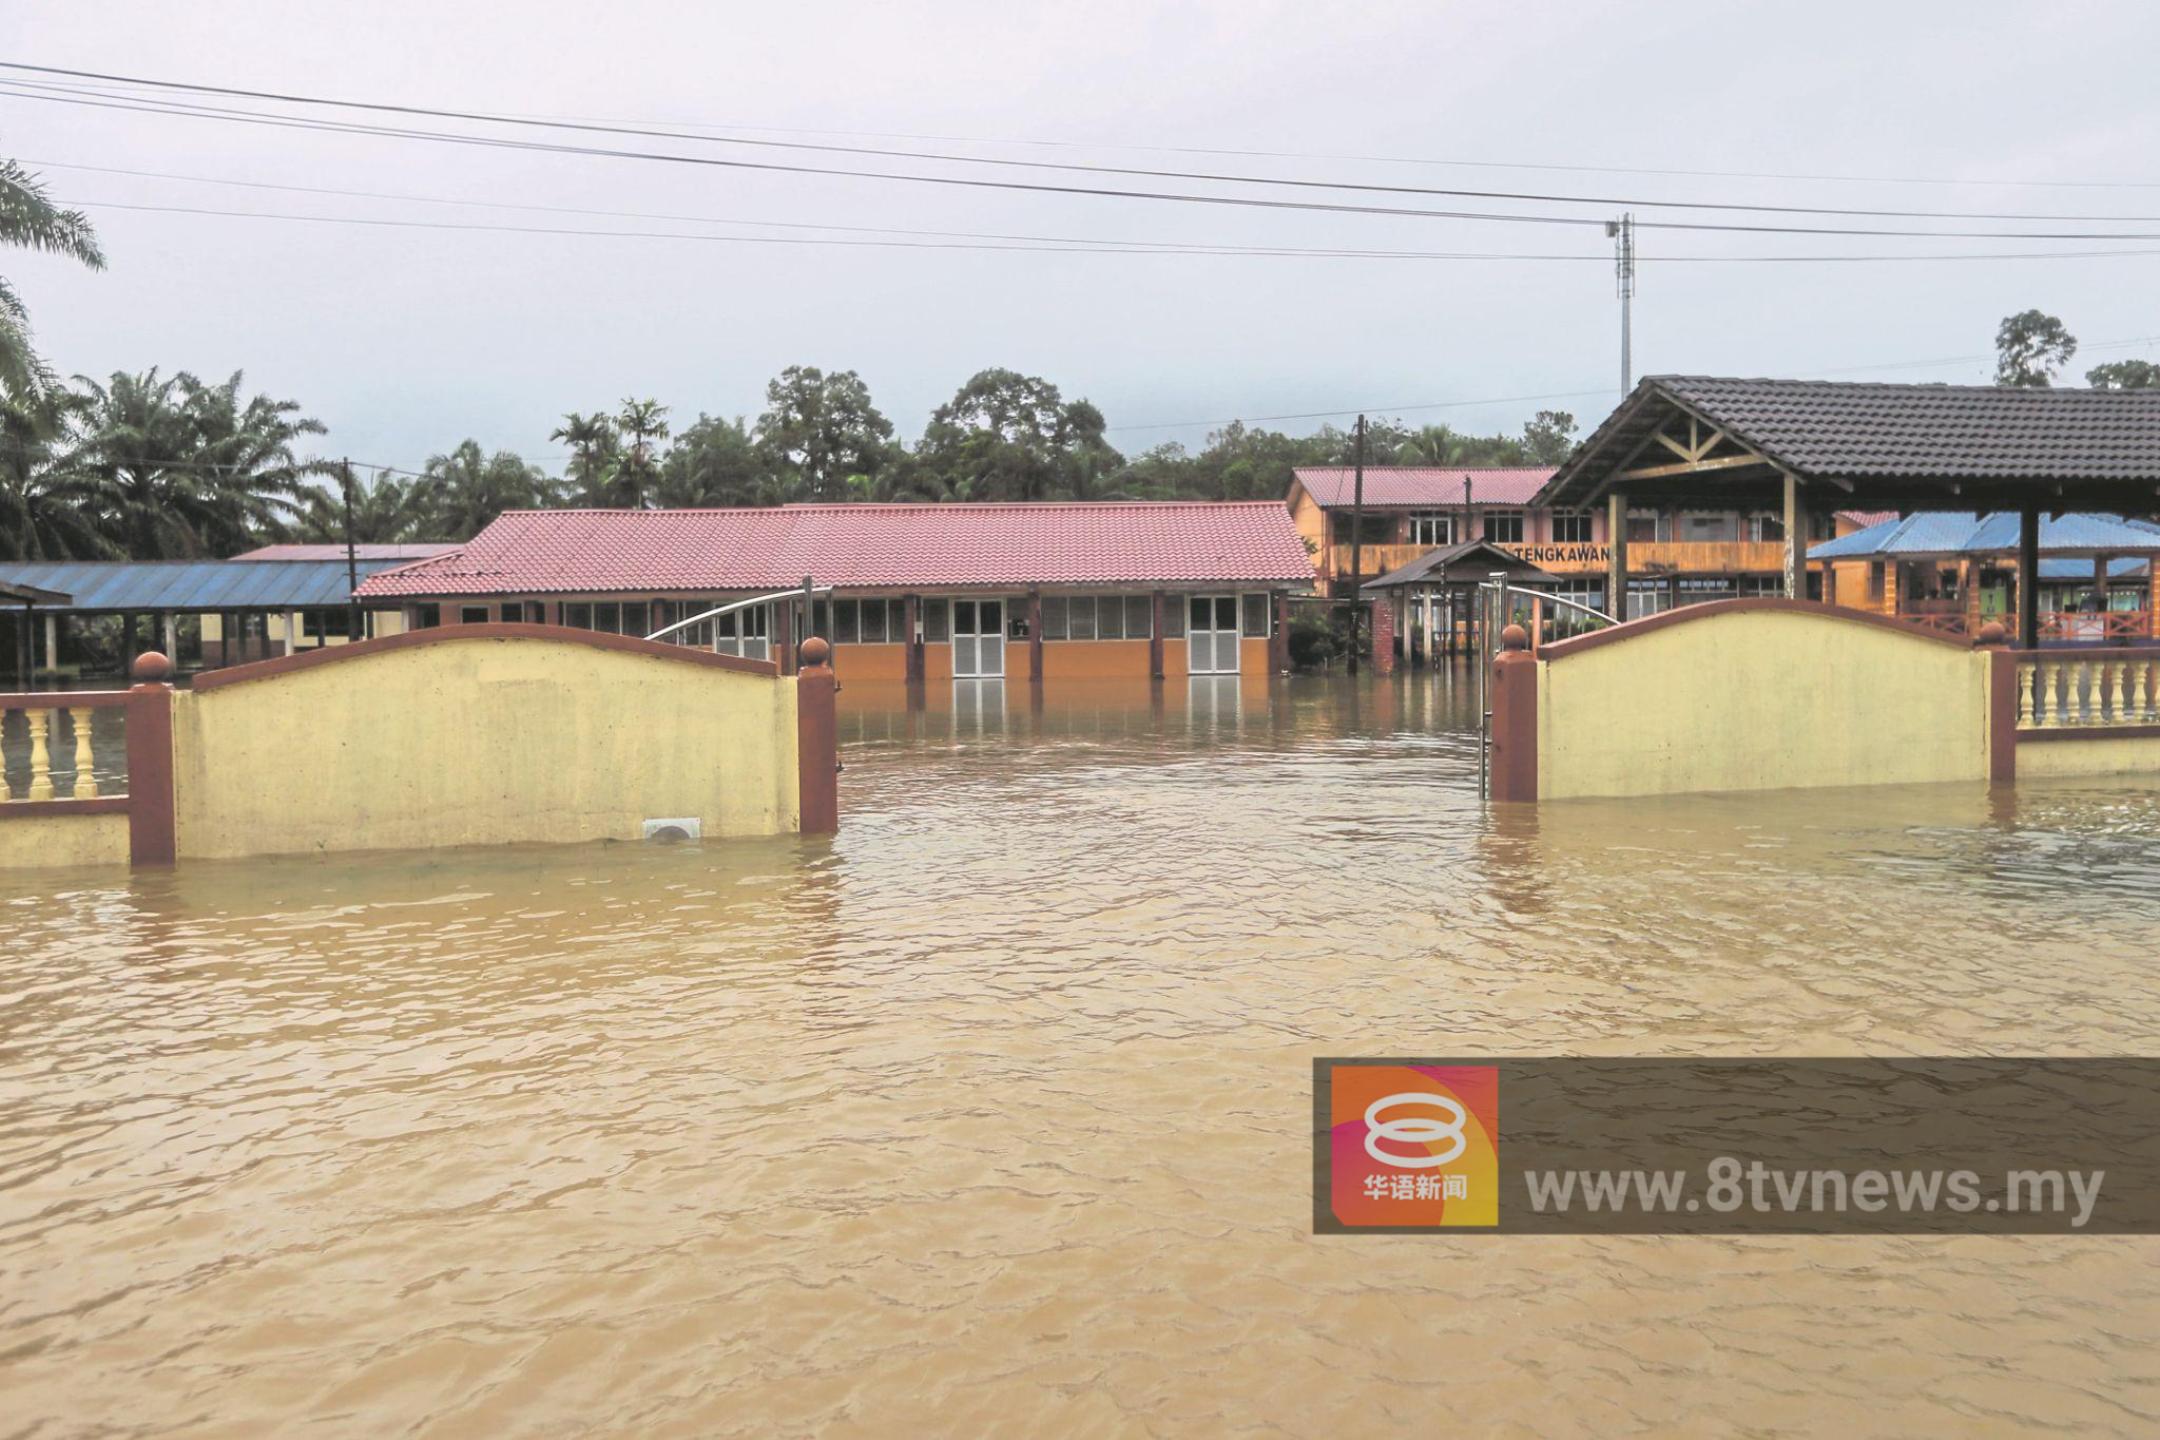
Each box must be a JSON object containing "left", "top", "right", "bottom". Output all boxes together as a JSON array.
[
  {"left": 953, "top": 599, "right": 1005, "bottom": 678},
  {"left": 1187, "top": 595, "right": 1240, "bottom": 674}
]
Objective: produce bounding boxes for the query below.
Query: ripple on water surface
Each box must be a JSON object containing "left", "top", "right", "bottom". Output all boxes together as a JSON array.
[{"left": 2, "top": 671, "right": 2157, "bottom": 1436}]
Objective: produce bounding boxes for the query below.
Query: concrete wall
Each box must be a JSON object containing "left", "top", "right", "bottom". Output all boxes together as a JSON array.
[
  {"left": 1536, "top": 601, "right": 1994, "bottom": 799},
  {"left": 2019, "top": 733, "right": 2160, "bottom": 780},
  {"left": 171, "top": 627, "right": 798, "bottom": 859},
  {"left": 0, "top": 812, "right": 128, "bottom": 869}
]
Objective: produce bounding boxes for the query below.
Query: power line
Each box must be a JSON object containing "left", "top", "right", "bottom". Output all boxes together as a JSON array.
[
  {"left": 12, "top": 78, "right": 2160, "bottom": 242},
  {"left": 12, "top": 64, "right": 2160, "bottom": 225},
  {"left": 37, "top": 159, "right": 2160, "bottom": 265}
]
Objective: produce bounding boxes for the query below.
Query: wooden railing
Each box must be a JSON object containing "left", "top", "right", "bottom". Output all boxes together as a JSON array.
[
  {"left": 1, "top": 692, "right": 130, "bottom": 812},
  {"left": 2014, "top": 650, "right": 2160, "bottom": 730}
]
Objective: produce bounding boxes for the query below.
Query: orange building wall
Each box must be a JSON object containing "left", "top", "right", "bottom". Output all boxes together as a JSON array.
[
  {"left": 834, "top": 642, "right": 910, "bottom": 682},
  {"left": 1041, "top": 639, "right": 1152, "bottom": 679}
]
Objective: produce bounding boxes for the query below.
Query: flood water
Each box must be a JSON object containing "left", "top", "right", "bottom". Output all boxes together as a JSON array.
[{"left": 4, "top": 669, "right": 2158, "bottom": 1437}]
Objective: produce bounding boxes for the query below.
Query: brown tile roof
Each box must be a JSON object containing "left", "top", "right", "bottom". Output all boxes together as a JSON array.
[{"left": 1293, "top": 466, "right": 1555, "bottom": 508}]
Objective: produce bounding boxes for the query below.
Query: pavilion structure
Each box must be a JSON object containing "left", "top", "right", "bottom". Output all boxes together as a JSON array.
[
  {"left": 1533, "top": 377, "right": 2160, "bottom": 644},
  {"left": 1359, "top": 539, "right": 1564, "bottom": 664}
]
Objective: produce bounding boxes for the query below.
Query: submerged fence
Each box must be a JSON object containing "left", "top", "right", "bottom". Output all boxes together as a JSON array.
[{"left": 0, "top": 626, "right": 839, "bottom": 868}]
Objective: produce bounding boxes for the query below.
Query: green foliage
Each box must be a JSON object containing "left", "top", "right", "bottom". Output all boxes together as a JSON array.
[
  {"left": 1286, "top": 607, "right": 1347, "bottom": 669},
  {"left": 549, "top": 411, "right": 618, "bottom": 503},
  {"left": 914, "top": 368, "right": 1122, "bottom": 501},
  {"left": 1995, "top": 309, "right": 2078, "bottom": 388},
  {"left": 2087, "top": 359, "right": 2160, "bottom": 391},
  {"left": 755, "top": 366, "right": 896, "bottom": 503},
  {"left": 420, "top": 439, "right": 557, "bottom": 538},
  {"left": 0, "top": 160, "right": 105, "bottom": 400},
  {"left": 293, "top": 469, "right": 435, "bottom": 545}
]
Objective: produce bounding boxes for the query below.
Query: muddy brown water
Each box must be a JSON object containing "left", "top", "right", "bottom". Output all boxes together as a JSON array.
[{"left": 3, "top": 671, "right": 2157, "bottom": 1436}]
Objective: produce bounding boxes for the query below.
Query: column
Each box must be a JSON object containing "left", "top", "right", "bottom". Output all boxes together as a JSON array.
[
  {"left": 1781, "top": 470, "right": 1804, "bottom": 599},
  {"left": 1028, "top": 591, "right": 1044, "bottom": 683},
  {"left": 1271, "top": 592, "right": 1290, "bottom": 673},
  {"left": 284, "top": 609, "right": 299, "bottom": 657},
  {"left": 162, "top": 612, "right": 177, "bottom": 661},
  {"left": 904, "top": 595, "right": 923, "bottom": 684},
  {"left": 2018, "top": 508, "right": 2041, "bottom": 646},
  {"left": 1150, "top": 591, "right": 1166, "bottom": 679},
  {"left": 43, "top": 614, "right": 58, "bottom": 673},
  {"left": 1606, "top": 491, "right": 1628, "bottom": 622}
]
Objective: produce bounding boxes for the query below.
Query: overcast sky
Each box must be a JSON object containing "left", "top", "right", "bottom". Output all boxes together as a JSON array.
[{"left": 5, "top": 0, "right": 2159, "bottom": 474}]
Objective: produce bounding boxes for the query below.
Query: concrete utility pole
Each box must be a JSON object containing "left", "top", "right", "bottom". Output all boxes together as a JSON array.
[
  {"left": 1607, "top": 213, "right": 1636, "bottom": 397},
  {"left": 1346, "top": 414, "right": 1367, "bottom": 675}
]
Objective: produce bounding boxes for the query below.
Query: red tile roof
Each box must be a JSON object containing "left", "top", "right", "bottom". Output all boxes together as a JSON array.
[
  {"left": 230, "top": 542, "right": 462, "bottom": 562},
  {"left": 355, "top": 503, "right": 1317, "bottom": 598},
  {"left": 1292, "top": 466, "right": 1557, "bottom": 509}
]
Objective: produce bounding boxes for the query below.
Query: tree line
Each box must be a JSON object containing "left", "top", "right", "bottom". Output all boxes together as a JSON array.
[{"left": 1, "top": 356, "right": 1583, "bottom": 558}]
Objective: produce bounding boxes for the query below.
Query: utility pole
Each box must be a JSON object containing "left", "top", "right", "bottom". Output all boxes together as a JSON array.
[
  {"left": 342, "top": 459, "right": 363, "bottom": 642},
  {"left": 1607, "top": 213, "right": 1636, "bottom": 397},
  {"left": 1346, "top": 414, "right": 1366, "bottom": 675}
]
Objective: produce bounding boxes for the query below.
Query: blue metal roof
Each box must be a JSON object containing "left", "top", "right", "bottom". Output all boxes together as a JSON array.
[
  {"left": 0, "top": 558, "right": 414, "bottom": 612},
  {"left": 1810, "top": 511, "right": 2160, "bottom": 560},
  {"left": 2037, "top": 556, "right": 2150, "bottom": 581}
]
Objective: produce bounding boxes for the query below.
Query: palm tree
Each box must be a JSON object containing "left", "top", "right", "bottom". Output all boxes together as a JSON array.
[
  {"left": 0, "top": 383, "right": 108, "bottom": 559},
  {"left": 608, "top": 397, "right": 670, "bottom": 508},
  {"left": 549, "top": 410, "right": 617, "bottom": 503},
  {"left": 419, "top": 440, "right": 554, "bottom": 539},
  {"left": 68, "top": 368, "right": 328, "bottom": 556},
  {"left": 0, "top": 159, "right": 105, "bottom": 397},
  {"left": 294, "top": 468, "right": 435, "bottom": 544}
]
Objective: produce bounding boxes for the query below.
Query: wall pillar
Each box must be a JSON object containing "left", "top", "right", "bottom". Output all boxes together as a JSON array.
[
  {"left": 1271, "top": 592, "right": 1290, "bottom": 673},
  {"left": 125, "top": 652, "right": 177, "bottom": 866},
  {"left": 795, "top": 637, "right": 839, "bottom": 835},
  {"left": 1488, "top": 624, "right": 1538, "bottom": 803},
  {"left": 284, "top": 609, "right": 299, "bottom": 657},
  {"left": 774, "top": 594, "right": 795, "bottom": 675},
  {"left": 42, "top": 614, "right": 58, "bottom": 674},
  {"left": 1606, "top": 491, "right": 1628, "bottom": 621}
]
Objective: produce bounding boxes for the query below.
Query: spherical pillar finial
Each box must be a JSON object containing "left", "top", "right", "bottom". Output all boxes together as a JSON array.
[{"left": 131, "top": 651, "right": 174, "bottom": 683}]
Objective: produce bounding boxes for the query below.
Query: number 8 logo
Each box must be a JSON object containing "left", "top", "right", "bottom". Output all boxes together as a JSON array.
[{"left": 1363, "top": 1092, "right": 1468, "bottom": 1169}]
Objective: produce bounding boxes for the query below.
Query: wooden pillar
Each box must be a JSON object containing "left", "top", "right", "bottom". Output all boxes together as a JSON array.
[
  {"left": 1961, "top": 558, "right": 1981, "bottom": 637},
  {"left": 1781, "top": 470, "right": 1804, "bottom": 599},
  {"left": 2094, "top": 553, "right": 2110, "bottom": 619},
  {"left": 1028, "top": 590, "right": 1043, "bottom": 682},
  {"left": 1822, "top": 562, "right": 1840, "bottom": 609},
  {"left": 1606, "top": 491, "right": 1628, "bottom": 621},
  {"left": 774, "top": 594, "right": 795, "bottom": 675},
  {"left": 2018, "top": 507, "right": 2041, "bottom": 647},
  {"left": 1150, "top": 591, "right": 1165, "bottom": 679}
]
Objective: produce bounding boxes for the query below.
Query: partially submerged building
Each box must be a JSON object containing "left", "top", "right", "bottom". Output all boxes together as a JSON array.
[
  {"left": 1287, "top": 463, "right": 1797, "bottom": 619},
  {"left": 1808, "top": 511, "right": 2160, "bottom": 642},
  {"left": 353, "top": 502, "right": 1315, "bottom": 681}
]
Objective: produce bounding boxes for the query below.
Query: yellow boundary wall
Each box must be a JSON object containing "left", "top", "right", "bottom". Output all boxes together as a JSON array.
[
  {"left": 1533, "top": 600, "right": 1995, "bottom": 800},
  {"left": 172, "top": 627, "right": 799, "bottom": 858}
]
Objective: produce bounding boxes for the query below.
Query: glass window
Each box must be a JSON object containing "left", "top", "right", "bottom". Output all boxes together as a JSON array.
[
  {"left": 1005, "top": 602, "right": 1026, "bottom": 639},
  {"left": 922, "top": 598, "right": 950, "bottom": 643},
  {"left": 890, "top": 599, "right": 909, "bottom": 642},
  {"left": 1626, "top": 516, "right": 1659, "bottom": 543},
  {"left": 1069, "top": 596, "right": 1096, "bottom": 640},
  {"left": 1241, "top": 594, "right": 1269, "bottom": 637},
  {"left": 622, "top": 603, "right": 649, "bottom": 638},
  {"left": 461, "top": 606, "right": 489, "bottom": 625},
  {"left": 1552, "top": 511, "right": 1594, "bottom": 544},
  {"left": 1163, "top": 599, "right": 1186, "bottom": 637},
  {"left": 811, "top": 600, "right": 830, "bottom": 638},
  {"left": 1188, "top": 595, "right": 1209, "bottom": 631},
  {"left": 563, "top": 603, "right": 591, "bottom": 630},
  {"left": 953, "top": 600, "right": 975, "bottom": 634},
  {"left": 1098, "top": 595, "right": 1125, "bottom": 640},
  {"left": 748, "top": 603, "right": 770, "bottom": 639},
  {"left": 1482, "top": 511, "right": 1525, "bottom": 544},
  {"left": 1125, "top": 595, "right": 1152, "bottom": 638},
  {"left": 834, "top": 600, "right": 860, "bottom": 644},
  {"left": 859, "top": 599, "right": 886, "bottom": 643},
  {"left": 1408, "top": 512, "right": 1454, "bottom": 546},
  {"left": 1040, "top": 596, "right": 1068, "bottom": 640},
  {"left": 1214, "top": 596, "right": 1238, "bottom": 630},
  {"left": 598, "top": 602, "right": 624, "bottom": 634}
]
